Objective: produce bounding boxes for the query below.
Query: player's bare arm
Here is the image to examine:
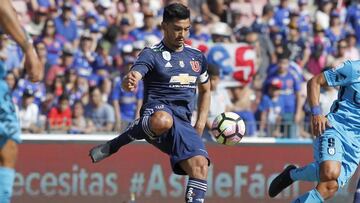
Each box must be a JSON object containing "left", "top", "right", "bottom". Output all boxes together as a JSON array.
[
  {"left": 122, "top": 70, "right": 142, "bottom": 92},
  {"left": 195, "top": 80, "right": 211, "bottom": 136},
  {"left": 307, "top": 73, "right": 331, "bottom": 136},
  {"left": 0, "top": 0, "right": 43, "bottom": 82}
]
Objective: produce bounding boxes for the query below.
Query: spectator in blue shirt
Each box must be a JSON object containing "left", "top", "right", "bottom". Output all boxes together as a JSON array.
[
  {"left": 189, "top": 16, "right": 211, "bottom": 42},
  {"left": 36, "top": 19, "right": 66, "bottom": 66},
  {"left": 130, "top": 11, "right": 162, "bottom": 41},
  {"left": 85, "top": 86, "right": 115, "bottom": 133},
  {"left": 111, "top": 58, "right": 143, "bottom": 132},
  {"left": 111, "top": 18, "right": 135, "bottom": 58},
  {"left": 54, "top": 3, "right": 78, "bottom": 43},
  {"left": 73, "top": 32, "right": 97, "bottom": 78},
  {"left": 264, "top": 51, "right": 302, "bottom": 138},
  {"left": 297, "top": 0, "right": 312, "bottom": 39},
  {"left": 346, "top": 1, "right": 360, "bottom": 46},
  {"left": 258, "top": 78, "right": 285, "bottom": 137},
  {"left": 274, "top": 0, "right": 291, "bottom": 34},
  {"left": 16, "top": 78, "right": 46, "bottom": 107},
  {"left": 93, "top": 40, "right": 113, "bottom": 74},
  {"left": 325, "top": 12, "right": 347, "bottom": 54}
]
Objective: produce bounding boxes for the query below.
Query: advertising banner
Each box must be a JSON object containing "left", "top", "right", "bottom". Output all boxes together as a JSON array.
[{"left": 13, "top": 142, "right": 357, "bottom": 203}]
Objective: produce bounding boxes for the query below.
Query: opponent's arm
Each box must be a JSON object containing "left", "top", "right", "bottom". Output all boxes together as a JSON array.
[
  {"left": 0, "top": 0, "right": 43, "bottom": 82},
  {"left": 195, "top": 81, "right": 211, "bottom": 136},
  {"left": 307, "top": 73, "right": 331, "bottom": 136}
]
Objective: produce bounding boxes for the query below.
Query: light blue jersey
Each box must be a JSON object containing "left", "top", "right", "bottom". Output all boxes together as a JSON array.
[
  {"left": 319, "top": 60, "right": 360, "bottom": 187},
  {"left": 0, "top": 61, "right": 21, "bottom": 148},
  {"left": 324, "top": 60, "right": 360, "bottom": 141}
]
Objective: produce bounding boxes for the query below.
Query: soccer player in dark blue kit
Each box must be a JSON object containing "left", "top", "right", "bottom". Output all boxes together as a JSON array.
[
  {"left": 0, "top": 0, "right": 43, "bottom": 202},
  {"left": 89, "top": 3, "right": 211, "bottom": 203}
]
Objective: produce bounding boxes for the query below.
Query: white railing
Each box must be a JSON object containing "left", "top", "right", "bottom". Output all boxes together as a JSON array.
[{"left": 21, "top": 134, "right": 313, "bottom": 145}]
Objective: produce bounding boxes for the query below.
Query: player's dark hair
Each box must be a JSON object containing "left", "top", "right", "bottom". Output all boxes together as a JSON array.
[
  {"left": 163, "top": 3, "right": 190, "bottom": 23},
  {"left": 207, "top": 64, "right": 220, "bottom": 77}
]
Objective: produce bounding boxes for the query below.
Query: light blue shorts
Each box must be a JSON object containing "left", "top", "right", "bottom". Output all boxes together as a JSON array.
[
  {"left": 0, "top": 82, "right": 21, "bottom": 148},
  {"left": 313, "top": 127, "right": 360, "bottom": 187}
]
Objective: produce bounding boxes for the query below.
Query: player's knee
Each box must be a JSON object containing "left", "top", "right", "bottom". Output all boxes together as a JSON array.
[
  {"left": 320, "top": 164, "right": 340, "bottom": 181},
  {"left": 0, "top": 140, "right": 18, "bottom": 168},
  {"left": 187, "top": 156, "right": 208, "bottom": 179},
  {"left": 317, "top": 180, "right": 338, "bottom": 200},
  {"left": 150, "top": 111, "right": 173, "bottom": 135}
]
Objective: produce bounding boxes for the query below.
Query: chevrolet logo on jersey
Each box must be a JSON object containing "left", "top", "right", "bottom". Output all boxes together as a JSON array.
[{"left": 169, "top": 74, "right": 197, "bottom": 85}]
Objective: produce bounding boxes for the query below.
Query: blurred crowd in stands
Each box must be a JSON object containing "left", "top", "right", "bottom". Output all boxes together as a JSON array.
[{"left": 2, "top": 0, "right": 360, "bottom": 138}]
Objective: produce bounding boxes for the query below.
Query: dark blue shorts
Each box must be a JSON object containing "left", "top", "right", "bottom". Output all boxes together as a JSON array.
[{"left": 141, "top": 102, "right": 210, "bottom": 175}]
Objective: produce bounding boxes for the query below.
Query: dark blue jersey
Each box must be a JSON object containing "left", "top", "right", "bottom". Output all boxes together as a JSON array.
[{"left": 131, "top": 41, "right": 209, "bottom": 121}]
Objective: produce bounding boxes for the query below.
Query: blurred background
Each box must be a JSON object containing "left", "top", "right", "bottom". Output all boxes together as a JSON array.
[{"left": 4, "top": 0, "right": 360, "bottom": 202}]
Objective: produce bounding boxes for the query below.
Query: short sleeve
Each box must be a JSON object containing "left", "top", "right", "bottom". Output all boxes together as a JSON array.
[
  {"left": 131, "top": 48, "right": 154, "bottom": 77},
  {"left": 323, "top": 60, "right": 354, "bottom": 86}
]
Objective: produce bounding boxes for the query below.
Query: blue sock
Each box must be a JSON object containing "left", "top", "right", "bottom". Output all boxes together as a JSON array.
[
  {"left": 109, "top": 116, "right": 156, "bottom": 154},
  {"left": 0, "top": 167, "right": 15, "bottom": 203},
  {"left": 354, "top": 178, "right": 360, "bottom": 203},
  {"left": 185, "top": 178, "right": 207, "bottom": 203},
  {"left": 290, "top": 162, "right": 320, "bottom": 182},
  {"left": 292, "top": 188, "right": 324, "bottom": 203}
]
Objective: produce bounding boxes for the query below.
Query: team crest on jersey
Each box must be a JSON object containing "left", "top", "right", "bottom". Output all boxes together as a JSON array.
[
  {"left": 328, "top": 147, "right": 335, "bottom": 156},
  {"left": 179, "top": 60, "right": 185, "bottom": 68},
  {"left": 190, "top": 61, "right": 200, "bottom": 72},
  {"left": 162, "top": 51, "right": 171, "bottom": 61}
]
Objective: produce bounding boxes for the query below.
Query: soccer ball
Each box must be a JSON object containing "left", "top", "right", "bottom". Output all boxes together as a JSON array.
[{"left": 211, "top": 112, "right": 245, "bottom": 145}]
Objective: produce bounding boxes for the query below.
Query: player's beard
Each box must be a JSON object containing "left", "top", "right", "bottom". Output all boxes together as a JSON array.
[{"left": 175, "top": 39, "right": 184, "bottom": 49}]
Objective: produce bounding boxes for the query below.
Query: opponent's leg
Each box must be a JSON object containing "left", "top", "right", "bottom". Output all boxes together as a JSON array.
[
  {"left": 291, "top": 160, "right": 340, "bottom": 203},
  {"left": 180, "top": 155, "right": 208, "bottom": 203},
  {"left": 0, "top": 139, "right": 18, "bottom": 203},
  {"left": 89, "top": 111, "right": 173, "bottom": 162},
  {"left": 268, "top": 162, "right": 321, "bottom": 197}
]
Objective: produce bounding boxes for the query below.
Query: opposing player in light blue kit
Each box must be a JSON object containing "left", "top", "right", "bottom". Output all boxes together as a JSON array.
[
  {"left": 0, "top": 0, "right": 43, "bottom": 202},
  {"left": 89, "top": 3, "right": 211, "bottom": 203},
  {"left": 269, "top": 60, "right": 360, "bottom": 202}
]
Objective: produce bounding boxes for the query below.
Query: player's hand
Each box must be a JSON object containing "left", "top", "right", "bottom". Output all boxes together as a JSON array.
[
  {"left": 24, "top": 46, "right": 43, "bottom": 82},
  {"left": 122, "top": 71, "right": 142, "bottom": 92},
  {"left": 310, "top": 115, "right": 331, "bottom": 136}
]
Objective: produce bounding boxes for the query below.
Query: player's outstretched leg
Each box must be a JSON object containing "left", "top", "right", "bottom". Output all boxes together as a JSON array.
[
  {"left": 180, "top": 156, "right": 209, "bottom": 203},
  {"left": 269, "top": 162, "right": 320, "bottom": 198},
  {"left": 89, "top": 111, "right": 173, "bottom": 163},
  {"left": 291, "top": 161, "right": 340, "bottom": 203},
  {"left": 354, "top": 178, "right": 360, "bottom": 203},
  {"left": 0, "top": 140, "right": 17, "bottom": 203},
  {"left": 269, "top": 165, "right": 297, "bottom": 197}
]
